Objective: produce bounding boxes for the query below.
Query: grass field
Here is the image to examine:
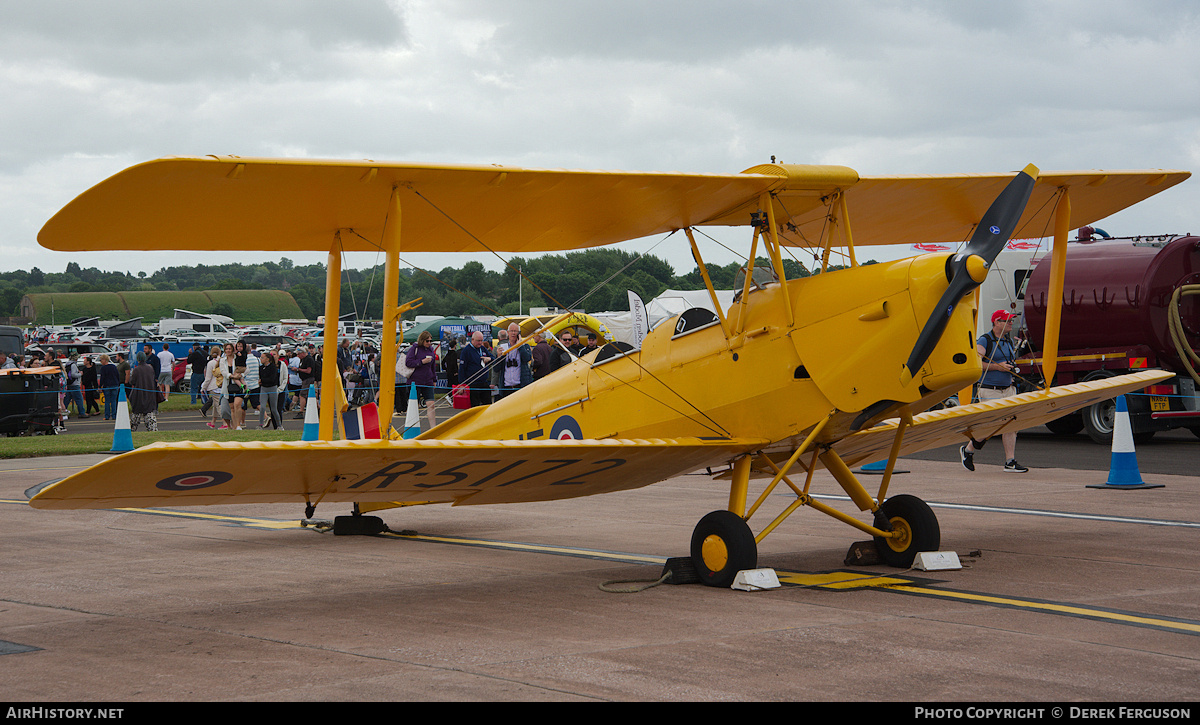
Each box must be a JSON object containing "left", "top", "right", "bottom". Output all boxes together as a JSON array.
[
  {"left": 2, "top": 397, "right": 309, "bottom": 459},
  {"left": 204, "top": 289, "right": 305, "bottom": 321},
  {"left": 24, "top": 289, "right": 305, "bottom": 324},
  {"left": 1, "top": 428, "right": 305, "bottom": 459},
  {"left": 24, "top": 292, "right": 128, "bottom": 322},
  {"left": 120, "top": 290, "right": 213, "bottom": 320}
]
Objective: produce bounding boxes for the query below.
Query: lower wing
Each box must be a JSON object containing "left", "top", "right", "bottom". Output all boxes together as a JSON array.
[
  {"left": 27, "top": 437, "right": 765, "bottom": 510},
  {"left": 830, "top": 370, "right": 1172, "bottom": 466}
]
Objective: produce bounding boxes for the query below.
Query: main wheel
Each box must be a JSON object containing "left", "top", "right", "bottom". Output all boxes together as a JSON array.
[
  {"left": 873, "top": 494, "right": 940, "bottom": 568},
  {"left": 690, "top": 510, "right": 757, "bottom": 588}
]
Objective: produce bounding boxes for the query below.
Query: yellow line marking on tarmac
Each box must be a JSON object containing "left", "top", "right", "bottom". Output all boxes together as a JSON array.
[
  {"left": 884, "top": 584, "right": 1200, "bottom": 635},
  {"left": 773, "top": 569, "right": 1200, "bottom": 636},
  {"left": 8, "top": 500, "right": 1200, "bottom": 635},
  {"left": 381, "top": 530, "right": 664, "bottom": 565},
  {"left": 775, "top": 570, "right": 915, "bottom": 588},
  {"left": 107, "top": 507, "right": 302, "bottom": 529},
  {"left": 7, "top": 500, "right": 663, "bottom": 561}
]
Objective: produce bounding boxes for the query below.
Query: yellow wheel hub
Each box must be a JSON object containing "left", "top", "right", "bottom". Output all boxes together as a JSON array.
[
  {"left": 701, "top": 534, "right": 729, "bottom": 571},
  {"left": 885, "top": 516, "right": 912, "bottom": 553}
]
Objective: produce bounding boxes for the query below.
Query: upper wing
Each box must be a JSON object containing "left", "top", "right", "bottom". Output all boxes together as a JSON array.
[
  {"left": 828, "top": 370, "right": 1173, "bottom": 466},
  {"left": 27, "top": 436, "right": 765, "bottom": 511},
  {"left": 38, "top": 157, "right": 1188, "bottom": 254},
  {"left": 762, "top": 170, "right": 1191, "bottom": 248},
  {"left": 37, "top": 156, "right": 793, "bottom": 254}
]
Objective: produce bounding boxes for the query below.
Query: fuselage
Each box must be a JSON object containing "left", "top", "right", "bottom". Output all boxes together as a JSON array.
[{"left": 425, "top": 252, "right": 983, "bottom": 455}]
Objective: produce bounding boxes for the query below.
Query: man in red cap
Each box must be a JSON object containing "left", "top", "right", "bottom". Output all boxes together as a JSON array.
[{"left": 961, "top": 309, "right": 1028, "bottom": 473}]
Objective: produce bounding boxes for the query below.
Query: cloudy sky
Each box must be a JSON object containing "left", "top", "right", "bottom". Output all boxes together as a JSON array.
[{"left": 2, "top": 0, "right": 1197, "bottom": 279}]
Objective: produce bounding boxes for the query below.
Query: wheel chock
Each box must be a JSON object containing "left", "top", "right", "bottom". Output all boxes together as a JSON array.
[
  {"left": 912, "top": 551, "right": 962, "bottom": 571},
  {"left": 660, "top": 556, "right": 700, "bottom": 585},
  {"left": 332, "top": 515, "right": 386, "bottom": 536},
  {"left": 731, "top": 568, "right": 780, "bottom": 591},
  {"left": 844, "top": 540, "right": 882, "bottom": 566}
]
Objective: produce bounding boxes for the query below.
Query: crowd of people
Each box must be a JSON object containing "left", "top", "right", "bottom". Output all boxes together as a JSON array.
[
  {"left": 431, "top": 324, "right": 601, "bottom": 411},
  {"left": 194, "top": 339, "right": 374, "bottom": 431},
  {"left": 1, "top": 325, "right": 601, "bottom": 436},
  {"left": 2, "top": 345, "right": 169, "bottom": 431}
]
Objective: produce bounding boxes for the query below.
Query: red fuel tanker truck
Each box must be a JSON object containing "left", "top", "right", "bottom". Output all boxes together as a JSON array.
[{"left": 1019, "top": 232, "right": 1200, "bottom": 443}]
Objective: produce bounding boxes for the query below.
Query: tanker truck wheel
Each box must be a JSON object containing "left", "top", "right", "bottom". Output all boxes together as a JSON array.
[
  {"left": 1082, "top": 398, "right": 1117, "bottom": 445},
  {"left": 1082, "top": 371, "right": 1117, "bottom": 445},
  {"left": 1045, "top": 413, "right": 1084, "bottom": 436}
]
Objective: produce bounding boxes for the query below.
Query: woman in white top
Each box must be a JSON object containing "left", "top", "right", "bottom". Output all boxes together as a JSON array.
[
  {"left": 201, "top": 347, "right": 223, "bottom": 429},
  {"left": 218, "top": 342, "right": 243, "bottom": 430}
]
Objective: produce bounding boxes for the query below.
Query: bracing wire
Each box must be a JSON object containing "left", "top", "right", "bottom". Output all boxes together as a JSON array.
[
  {"left": 386, "top": 189, "right": 739, "bottom": 434},
  {"left": 409, "top": 188, "right": 571, "bottom": 312}
]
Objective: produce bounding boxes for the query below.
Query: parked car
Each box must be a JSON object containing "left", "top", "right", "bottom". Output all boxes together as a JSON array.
[
  {"left": 239, "top": 334, "right": 291, "bottom": 349},
  {"left": 29, "top": 342, "right": 114, "bottom": 360}
]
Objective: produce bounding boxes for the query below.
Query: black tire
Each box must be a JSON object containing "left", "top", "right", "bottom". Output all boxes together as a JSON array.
[
  {"left": 1045, "top": 413, "right": 1084, "bottom": 435},
  {"left": 690, "top": 510, "right": 757, "bottom": 588},
  {"left": 873, "top": 494, "right": 940, "bottom": 568},
  {"left": 1189, "top": 426, "right": 1200, "bottom": 441},
  {"left": 1083, "top": 398, "right": 1116, "bottom": 445},
  {"left": 1081, "top": 371, "right": 1118, "bottom": 445}
]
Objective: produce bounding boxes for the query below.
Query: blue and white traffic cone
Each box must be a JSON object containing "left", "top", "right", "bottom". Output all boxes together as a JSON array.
[
  {"left": 402, "top": 384, "right": 421, "bottom": 439},
  {"left": 301, "top": 384, "right": 320, "bottom": 441},
  {"left": 106, "top": 385, "right": 133, "bottom": 454},
  {"left": 1087, "top": 395, "right": 1164, "bottom": 490}
]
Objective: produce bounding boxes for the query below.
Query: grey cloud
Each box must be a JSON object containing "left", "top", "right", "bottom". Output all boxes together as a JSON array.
[{"left": 1, "top": 0, "right": 406, "bottom": 83}]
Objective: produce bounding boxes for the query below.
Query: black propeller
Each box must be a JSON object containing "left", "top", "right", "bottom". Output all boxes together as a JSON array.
[{"left": 901, "top": 163, "right": 1039, "bottom": 385}]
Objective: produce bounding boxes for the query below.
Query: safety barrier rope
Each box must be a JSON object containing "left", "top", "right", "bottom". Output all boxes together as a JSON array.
[{"left": 0, "top": 379, "right": 1196, "bottom": 403}]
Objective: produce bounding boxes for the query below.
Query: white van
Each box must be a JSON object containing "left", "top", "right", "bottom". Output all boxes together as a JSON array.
[{"left": 157, "top": 317, "right": 236, "bottom": 339}]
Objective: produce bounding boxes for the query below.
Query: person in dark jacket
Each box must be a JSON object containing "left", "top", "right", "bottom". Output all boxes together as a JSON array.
[
  {"left": 549, "top": 330, "right": 576, "bottom": 372},
  {"left": 128, "top": 353, "right": 159, "bottom": 431},
  {"left": 442, "top": 339, "right": 459, "bottom": 387},
  {"left": 143, "top": 343, "right": 161, "bottom": 379},
  {"left": 98, "top": 354, "right": 121, "bottom": 420},
  {"left": 458, "top": 331, "right": 493, "bottom": 407},
  {"left": 257, "top": 350, "right": 283, "bottom": 430},
  {"left": 187, "top": 343, "right": 207, "bottom": 404},
  {"left": 530, "top": 331, "right": 552, "bottom": 381},
  {"left": 404, "top": 330, "right": 439, "bottom": 430},
  {"left": 81, "top": 357, "right": 101, "bottom": 416}
]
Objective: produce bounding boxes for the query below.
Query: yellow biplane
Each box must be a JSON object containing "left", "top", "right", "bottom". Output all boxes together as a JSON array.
[{"left": 29, "top": 156, "right": 1188, "bottom": 587}]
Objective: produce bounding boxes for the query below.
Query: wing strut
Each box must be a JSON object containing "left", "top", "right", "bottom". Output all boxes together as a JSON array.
[
  {"left": 319, "top": 234, "right": 343, "bottom": 440},
  {"left": 684, "top": 228, "right": 730, "bottom": 339},
  {"left": 378, "top": 186, "right": 404, "bottom": 430},
  {"left": 763, "top": 193, "right": 795, "bottom": 327},
  {"left": 1040, "top": 187, "right": 1071, "bottom": 389}
]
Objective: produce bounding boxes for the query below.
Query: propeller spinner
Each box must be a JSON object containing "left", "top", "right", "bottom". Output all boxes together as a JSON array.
[{"left": 900, "top": 163, "right": 1040, "bottom": 386}]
